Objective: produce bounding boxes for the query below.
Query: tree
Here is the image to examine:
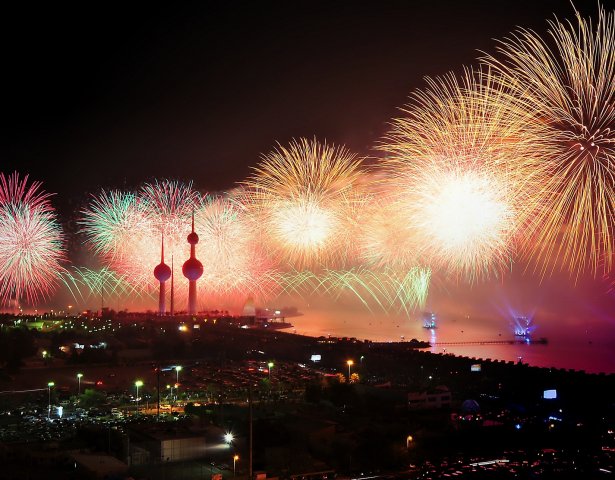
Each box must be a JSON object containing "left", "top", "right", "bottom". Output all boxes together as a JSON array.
[{"left": 79, "top": 388, "right": 107, "bottom": 409}]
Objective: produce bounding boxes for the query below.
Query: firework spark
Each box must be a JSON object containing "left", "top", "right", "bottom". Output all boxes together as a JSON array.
[
  {"left": 0, "top": 172, "right": 65, "bottom": 306},
  {"left": 483, "top": 7, "right": 615, "bottom": 277}
]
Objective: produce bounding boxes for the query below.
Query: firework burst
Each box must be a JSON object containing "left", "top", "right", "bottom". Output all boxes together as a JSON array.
[
  {"left": 80, "top": 181, "right": 279, "bottom": 308},
  {"left": 0, "top": 172, "right": 65, "bottom": 306},
  {"left": 483, "top": 7, "right": 615, "bottom": 277},
  {"left": 80, "top": 184, "right": 187, "bottom": 291},
  {"left": 382, "top": 68, "right": 546, "bottom": 281},
  {"left": 194, "top": 193, "right": 279, "bottom": 304},
  {"left": 244, "top": 138, "right": 367, "bottom": 269},
  {"left": 140, "top": 179, "right": 198, "bottom": 234}
]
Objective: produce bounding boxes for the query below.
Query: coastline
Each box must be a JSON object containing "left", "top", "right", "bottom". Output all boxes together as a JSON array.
[{"left": 286, "top": 309, "right": 615, "bottom": 375}]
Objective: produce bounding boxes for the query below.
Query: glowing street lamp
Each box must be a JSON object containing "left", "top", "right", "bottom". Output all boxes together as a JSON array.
[
  {"left": 47, "top": 382, "right": 55, "bottom": 420},
  {"left": 406, "top": 435, "right": 414, "bottom": 448},
  {"left": 224, "top": 432, "right": 234, "bottom": 444},
  {"left": 346, "top": 360, "right": 354, "bottom": 380},
  {"left": 267, "top": 362, "right": 274, "bottom": 382},
  {"left": 166, "top": 384, "right": 175, "bottom": 413},
  {"left": 233, "top": 454, "right": 239, "bottom": 477},
  {"left": 135, "top": 380, "right": 143, "bottom": 414},
  {"left": 175, "top": 365, "right": 182, "bottom": 384},
  {"left": 77, "top": 373, "right": 83, "bottom": 396}
]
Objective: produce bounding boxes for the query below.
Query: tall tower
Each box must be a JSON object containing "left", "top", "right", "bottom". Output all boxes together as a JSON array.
[
  {"left": 170, "top": 255, "right": 175, "bottom": 316},
  {"left": 182, "top": 213, "right": 204, "bottom": 315},
  {"left": 153, "top": 234, "right": 171, "bottom": 315}
]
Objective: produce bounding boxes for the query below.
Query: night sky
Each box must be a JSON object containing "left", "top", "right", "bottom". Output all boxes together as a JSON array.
[
  {"left": 1, "top": 1, "right": 609, "bottom": 213},
  {"left": 1, "top": 1, "right": 614, "bottom": 320}
]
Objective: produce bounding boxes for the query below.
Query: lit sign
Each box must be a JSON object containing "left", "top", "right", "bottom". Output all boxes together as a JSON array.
[{"left": 543, "top": 389, "right": 557, "bottom": 399}]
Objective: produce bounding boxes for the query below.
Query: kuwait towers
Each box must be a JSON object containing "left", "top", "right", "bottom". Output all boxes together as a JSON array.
[
  {"left": 182, "top": 213, "right": 204, "bottom": 315},
  {"left": 153, "top": 234, "right": 171, "bottom": 315}
]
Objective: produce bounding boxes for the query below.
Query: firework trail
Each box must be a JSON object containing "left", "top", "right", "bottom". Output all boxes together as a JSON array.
[
  {"left": 0, "top": 172, "right": 65, "bottom": 306},
  {"left": 382, "top": 68, "right": 546, "bottom": 281},
  {"left": 279, "top": 266, "right": 431, "bottom": 314},
  {"left": 483, "top": 7, "right": 615, "bottom": 277},
  {"left": 61, "top": 267, "right": 148, "bottom": 305},
  {"left": 244, "top": 138, "right": 367, "bottom": 269}
]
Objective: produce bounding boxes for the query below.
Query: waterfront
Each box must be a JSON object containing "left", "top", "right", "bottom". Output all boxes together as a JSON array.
[{"left": 290, "top": 305, "right": 615, "bottom": 374}]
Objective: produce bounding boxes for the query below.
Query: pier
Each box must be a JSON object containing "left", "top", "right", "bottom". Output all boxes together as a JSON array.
[{"left": 431, "top": 338, "right": 548, "bottom": 346}]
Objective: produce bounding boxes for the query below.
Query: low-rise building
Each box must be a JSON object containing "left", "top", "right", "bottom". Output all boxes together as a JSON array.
[{"left": 408, "top": 385, "right": 451, "bottom": 410}]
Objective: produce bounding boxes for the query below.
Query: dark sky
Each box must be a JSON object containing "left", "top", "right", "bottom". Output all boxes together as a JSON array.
[{"left": 1, "top": 0, "right": 609, "bottom": 217}]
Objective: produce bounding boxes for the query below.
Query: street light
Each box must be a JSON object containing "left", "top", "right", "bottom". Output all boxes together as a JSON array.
[
  {"left": 166, "top": 384, "right": 174, "bottom": 414},
  {"left": 175, "top": 365, "right": 182, "bottom": 384},
  {"left": 135, "top": 380, "right": 143, "bottom": 415},
  {"left": 233, "top": 454, "right": 239, "bottom": 477},
  {"left": 77, "top": 373, "right": 83, "bottom": 396},
  {"left": 406, "top": 435, "right": 414, "bottom": 448},
  {"left": 267, "top": 362, "right": 274, "bottom": 382},
  {"left": 224, "top": 432, "right": 234, "bottom": 444},
  {"left": 346, "top": 360, "right": 354, "bottom": 380},
  {"left": 47, "top": 382, "right": 55, "bottom": 420}
]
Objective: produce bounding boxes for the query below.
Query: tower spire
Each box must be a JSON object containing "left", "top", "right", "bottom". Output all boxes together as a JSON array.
[
  {"left": 170, "top": 254, "right": 175, "bottom": 316},
  {"left": 153, "top": 232, "right": 171, "bottom": 315},
  {"left": 161, "top": 231, "right": 165, "bottom": 263}
]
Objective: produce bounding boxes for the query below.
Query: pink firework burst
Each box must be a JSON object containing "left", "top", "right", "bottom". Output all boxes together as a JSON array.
[{"left": 0, "top": 172, "right": 66, "bottom": 306}]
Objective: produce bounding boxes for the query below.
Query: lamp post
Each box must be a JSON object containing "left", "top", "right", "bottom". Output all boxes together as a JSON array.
[
  {"left": 267, "top": 362, "right": 274, "bottom": 382},
  {"left": 233, "top": 454, "right": 239, "bottom": 477},
  {"left": 77, "top": 373, "right": 83, "bottom": 396},
  {"left": 175, "top": 365, "right": 182, "bottom": 384},
  {"left": 47, "top": 382, "right": 55, "bottom": 420},
  {"left": 346, "top": 360, "right": 354, "bottom": 380},
  {"left": 166, "top": 384, "right": 174, "bottom": 414},
  {"left": 135, "top": 380, "right": 143, "bottom": 415}
]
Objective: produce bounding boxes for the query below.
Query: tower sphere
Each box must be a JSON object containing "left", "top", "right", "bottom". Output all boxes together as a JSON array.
[
  {"left": 154, "top": 262, "right": 171, "bottom": 282},
  {"left": 182, "top": 257, "right": 204, "bottom": 281},
  {"left": 187, "top": 231, "right": 199, "bottom": 245}
]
